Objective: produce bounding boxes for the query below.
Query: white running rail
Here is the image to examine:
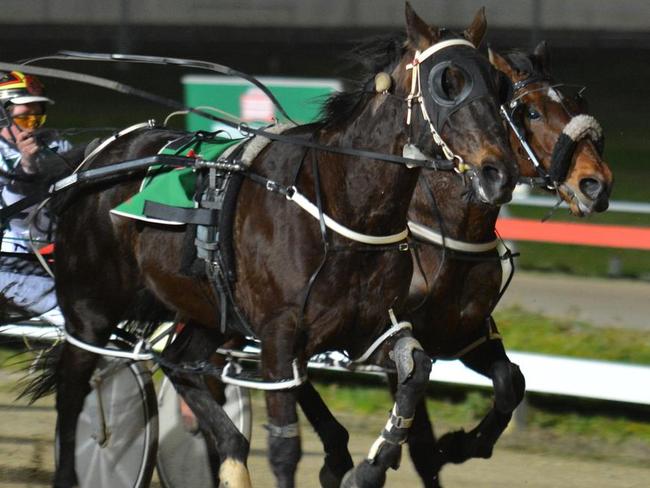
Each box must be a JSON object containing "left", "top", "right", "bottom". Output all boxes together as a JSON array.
[{"left": 3, "top": 323, "right": 649, "bottom": 406}]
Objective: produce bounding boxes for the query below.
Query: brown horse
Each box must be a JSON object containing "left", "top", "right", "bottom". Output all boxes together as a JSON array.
[
  {"left": 393, "top": 41, "right": 613, "bottom": 487},
  {"left": 26, "top": 3, "right": 517, "bottom": 488},
  {"left": 294, "top": 41, "right": 613, "bottom": 488}
]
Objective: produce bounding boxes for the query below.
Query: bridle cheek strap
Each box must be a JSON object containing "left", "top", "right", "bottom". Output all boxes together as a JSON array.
[
  {"left": 406, "top": 38, "right": 475, "bottom": 169},
  {"left": 549, "top": 114, "right": 604, "bottom": 184}
]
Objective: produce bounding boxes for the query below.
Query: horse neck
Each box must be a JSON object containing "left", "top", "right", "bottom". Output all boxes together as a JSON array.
[
  {"left": 318, "top": 95, "right": 419, "bottom": 234},
  {"left": 409, "top": 172, "right": 500, "bottom": 243}
]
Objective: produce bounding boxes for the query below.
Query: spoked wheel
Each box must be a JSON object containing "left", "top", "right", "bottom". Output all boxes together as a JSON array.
[
  {"left": 55, "top": 355, "right": 158, "bottom": 488},
  {"left": 156, "top": 376, "right": 252, "bottom": 488}
]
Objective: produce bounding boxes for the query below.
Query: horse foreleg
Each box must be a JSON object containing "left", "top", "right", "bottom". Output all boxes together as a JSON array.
[
  {"left": 342, "top": 334, "right": 432, "bottom": 488},
  {"left": 387, "top": 373, "right": 442, "bottom": 488},
  {"left": 298, "top": 380, "right": 353, "bottom": 488},
  {"left": 436, "top": 332, "right": 525, "bottom": 464},
  {"left": 161, "top": 324, "right": 252, "bottom": 488}
]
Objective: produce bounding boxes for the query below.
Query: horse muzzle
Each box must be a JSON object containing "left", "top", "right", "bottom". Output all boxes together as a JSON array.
[
  {"left": 470, "top": 159, "right": 518, "bottom": 205},
  {"left": 563, "top": 176, "right": 611, "bottom": 216}
]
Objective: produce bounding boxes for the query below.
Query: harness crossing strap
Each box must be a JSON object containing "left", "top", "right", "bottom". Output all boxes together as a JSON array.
[
  {"left": 407, "top": 221, "right": 498, "bottom": 252},
  {"left": 288, "top": 188, "right": 409, "bottom": 245}
]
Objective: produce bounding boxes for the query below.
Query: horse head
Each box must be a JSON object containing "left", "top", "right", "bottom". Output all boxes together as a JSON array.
[
  {"left": 490, "top": 42, "right": 613, "bottom": 216},
  {"left": 404, "top": 4, "right": 518, "bottom": 205}
]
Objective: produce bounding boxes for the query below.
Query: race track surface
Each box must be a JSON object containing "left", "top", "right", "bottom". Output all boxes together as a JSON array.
[
  {"left": 497, "top": 271, "right": 650, "bottom": 330},
  {"left": 1, "top": 371, "right": 648, "bottom": 488}
]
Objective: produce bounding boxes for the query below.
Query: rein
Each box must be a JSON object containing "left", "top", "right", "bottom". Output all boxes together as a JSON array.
[{"left": 0, "top": 60, "right": 453, "bottom": 172}]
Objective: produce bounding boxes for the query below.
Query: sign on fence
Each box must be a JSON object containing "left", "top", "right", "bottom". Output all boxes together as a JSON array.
[{"left": 182, "top": 75, "right": 341, "bottom": 135}]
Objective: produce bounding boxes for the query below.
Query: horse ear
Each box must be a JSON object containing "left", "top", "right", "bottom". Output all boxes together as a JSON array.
[
  {"left": 532, "top": 40, "right": 551, "bottom": 71},
  {"left": 405, "top": 1, "right": 440, "bottom": 50},
  {"left": 488, "top": 47, "right": 515, "bottom": 77},
  {"left": 463, "top": 7, "right": 487, "bottom": 47}
]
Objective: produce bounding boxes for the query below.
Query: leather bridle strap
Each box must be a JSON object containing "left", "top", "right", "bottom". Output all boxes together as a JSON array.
[
  {"left": 406, "top": 38, "right": 475, "bottom": 170},
  {"left": 499, "top": 104, "right": 553, "bottom": 189}
]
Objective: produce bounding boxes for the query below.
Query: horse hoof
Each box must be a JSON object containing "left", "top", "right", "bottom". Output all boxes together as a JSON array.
[
  {"left": 475, "top": 443, "right": 495, "bottom": 459},
  {"left": 437, "top": 430, "right": 470, "bottom": 464},
  {"left": 319, "top": 464, "right": 343, "bottom": 488},
  {"left": 218, "top": 458, "right": 252, "bottom": 488},
  {"left": 340, "top": 470, "right": 358, "bottom": 488},
  {"left": 341, "top": 461, "right": 386, "bottom": 488}
]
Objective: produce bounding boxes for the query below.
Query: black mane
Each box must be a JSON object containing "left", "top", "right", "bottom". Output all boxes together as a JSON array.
[
  {"left": 318, "top": 33, "right": 405, "bottom": 129},
  {"left": 501, "top": 49, "right": 547, "bottom": 78}
]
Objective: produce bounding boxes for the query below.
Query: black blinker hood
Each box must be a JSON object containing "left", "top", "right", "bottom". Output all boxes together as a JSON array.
[{"left": 420, "top": 46, "right": 496, "bottom": 131}]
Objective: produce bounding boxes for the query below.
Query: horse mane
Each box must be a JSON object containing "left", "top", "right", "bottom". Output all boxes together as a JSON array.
[
  {"left": 318, "top": 29, "right": 471, "bottom": 130},
  {"left": 318, "top": 33, "right": 406, "bottom": 129}
]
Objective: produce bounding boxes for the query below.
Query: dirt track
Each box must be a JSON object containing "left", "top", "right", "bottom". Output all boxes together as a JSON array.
[
  {"left": 1, "top": 369, "right": 649, "bottom": 488},
  {"left": 497, "top": 271, "right": 650, "bottom": 331}
]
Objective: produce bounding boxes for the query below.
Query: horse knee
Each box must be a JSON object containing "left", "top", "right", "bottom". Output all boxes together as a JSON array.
[
  {"left": 491, "top": 361, "right": 525, "bottom": 414},
  {"left": 391, "top": 336, "right": 432, "bottom": 388}
]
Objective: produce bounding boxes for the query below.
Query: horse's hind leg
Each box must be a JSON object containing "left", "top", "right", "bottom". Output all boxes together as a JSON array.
[
  {"left": 298, "top": 381, "right": 354, "bottom": 488},
  {"left": 387, "top": 373, "right": 442, "bottom": 488},
  {"left": 342, "top": 333, "right": 432, "bottom": 488},
  {"left": 436, "top": 322, "right": 525, "bottom": 465},
  {"left": 53, "top": 316, "right": 115, "bottom": 488},
  {"left": 160, "top": 323, "right": 252, "bottom": 487}
]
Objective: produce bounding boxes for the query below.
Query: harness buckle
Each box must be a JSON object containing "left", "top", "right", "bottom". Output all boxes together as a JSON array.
[
  {"left": 398, "top": 242, "right": 409, "bottom": 252},
  {"left": 266, "top": 180, "right": 283, "bottom": 194}
]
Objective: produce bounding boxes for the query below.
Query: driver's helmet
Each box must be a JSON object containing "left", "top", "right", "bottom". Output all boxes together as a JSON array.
[{"left": 0, "top": 71, "right": 54, "bottom": 107}]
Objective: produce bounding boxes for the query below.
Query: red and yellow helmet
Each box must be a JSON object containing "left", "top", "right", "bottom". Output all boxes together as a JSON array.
[{"left": 0, "top": 71, "right": 54, "bottom": 107}]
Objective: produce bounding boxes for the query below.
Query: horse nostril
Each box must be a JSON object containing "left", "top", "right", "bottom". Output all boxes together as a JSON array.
[
  {"left": 481, "top": 164, "right": 505, "bottom": 186},
  {"left": 579, "top": 177, "right": 604, "bottom": 201}
]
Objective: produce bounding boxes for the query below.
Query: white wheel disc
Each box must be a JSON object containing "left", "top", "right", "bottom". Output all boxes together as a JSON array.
[{"left": 61, "top": 357, "right": 158, "bottom": 488}]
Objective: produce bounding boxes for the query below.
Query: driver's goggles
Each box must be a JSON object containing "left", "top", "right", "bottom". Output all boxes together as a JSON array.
[{"left": 12, "top": 113, "right": 47, "bottom": 130}]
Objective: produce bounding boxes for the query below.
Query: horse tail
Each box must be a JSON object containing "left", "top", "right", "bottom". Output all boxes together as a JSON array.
[{"left": 17, "top": 341, "right": 64, "bottom": 404}]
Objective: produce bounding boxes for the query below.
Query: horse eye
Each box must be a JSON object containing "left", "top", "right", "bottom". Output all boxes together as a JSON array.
[
  {"left": 526, "top": 107, "right": 541, "bottom": 120},
  {"left": 441, "top": 67, "right": 465, "bottom": 100}
]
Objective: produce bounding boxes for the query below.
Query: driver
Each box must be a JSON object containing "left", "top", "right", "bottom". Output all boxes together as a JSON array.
[{"left": 0, "top": 70, "right": 71, "bottom": 323}]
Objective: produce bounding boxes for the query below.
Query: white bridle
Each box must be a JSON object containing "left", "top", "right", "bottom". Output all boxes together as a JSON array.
[{"left": 405, "top": 38, "right": 475, "bottom": 171}]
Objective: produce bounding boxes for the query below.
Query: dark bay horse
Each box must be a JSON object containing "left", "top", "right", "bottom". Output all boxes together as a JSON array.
[
  {"left": 29, "top": 3, "right": 517, "bottom": 488},
  {"left": 295, "top": 41, "right": 613, "bottom": 488},
  {"left": 395, "top": 41, "right": 613, "bottom": 487}
]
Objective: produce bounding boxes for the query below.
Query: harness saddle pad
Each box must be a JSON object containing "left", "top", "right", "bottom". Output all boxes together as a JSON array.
[{"left": 110, "top": 135, "right": 245, "bottom": 225}]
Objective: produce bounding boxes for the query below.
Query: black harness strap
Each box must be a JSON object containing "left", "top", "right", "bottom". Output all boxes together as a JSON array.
[{"left": 143, "top": 201, "right": 218, "bottom": 225}]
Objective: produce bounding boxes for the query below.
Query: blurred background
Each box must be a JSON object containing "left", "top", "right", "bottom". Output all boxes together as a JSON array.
[{"left": 0, "top": 1, "right": 649, "bottom": 486}]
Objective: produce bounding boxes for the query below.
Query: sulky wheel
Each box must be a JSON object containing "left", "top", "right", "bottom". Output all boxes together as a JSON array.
[{"left": 56, "top": 354, "right": 158, "bottom": 488}]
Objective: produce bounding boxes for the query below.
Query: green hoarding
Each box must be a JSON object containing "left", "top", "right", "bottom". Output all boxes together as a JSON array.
[{"left": 182, "top": 75, "right": 341, "bottom": 136}]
